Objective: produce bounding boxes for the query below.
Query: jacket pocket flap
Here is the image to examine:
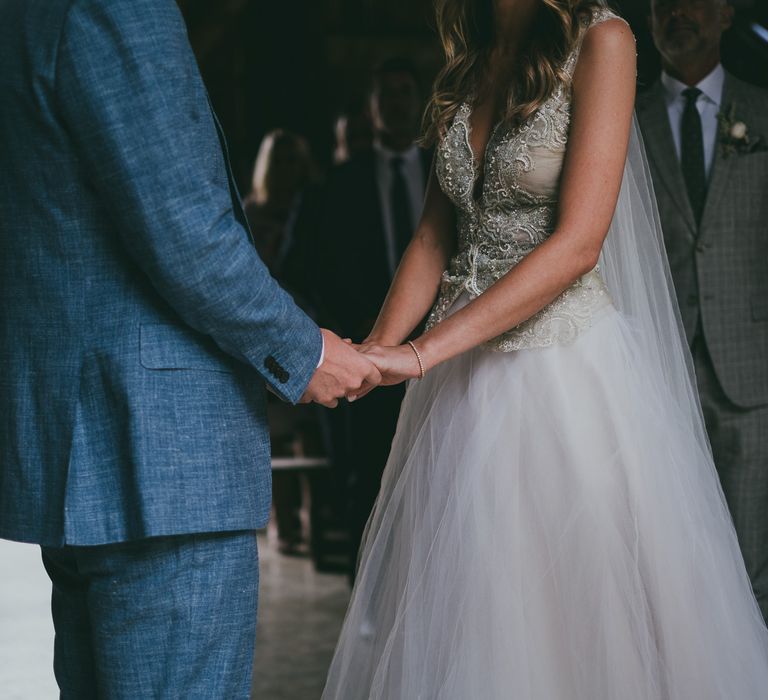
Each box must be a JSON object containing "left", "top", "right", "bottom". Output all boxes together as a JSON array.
[{"left": 140, "top": 324, "right": 234, "bottom": 372}]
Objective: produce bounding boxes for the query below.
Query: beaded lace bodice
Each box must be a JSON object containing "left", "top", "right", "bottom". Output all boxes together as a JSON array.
[{"left": 425, "top": 9, "right": 620, "bottom": 351}]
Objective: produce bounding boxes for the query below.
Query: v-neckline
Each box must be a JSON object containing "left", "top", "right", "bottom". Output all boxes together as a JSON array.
[{"left": 461, "top": 99, "right": 506, "bottom": 205}]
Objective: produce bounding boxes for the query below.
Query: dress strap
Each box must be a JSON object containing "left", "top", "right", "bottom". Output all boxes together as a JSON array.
[{"left": 584, "top": 7, "right": 625, "bottom": 29}]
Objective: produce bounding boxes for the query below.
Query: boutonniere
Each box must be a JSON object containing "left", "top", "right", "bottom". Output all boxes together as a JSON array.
[{"left": 716, "top": 103, "right": 767, "bottom": 158}]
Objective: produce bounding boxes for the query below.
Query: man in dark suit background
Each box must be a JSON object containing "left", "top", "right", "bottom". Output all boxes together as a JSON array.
[
  {"left": 311, "top": 58, "right": 431, "bottom": 339},
  {"left": 637, "top": 0, "right": 768, "bottom": 621},
  {"left": 0, "top": 1, "right": 380, "bottom": 696},
  {"left": 303, "top": 57, "right": 432, "bottom": 579}
]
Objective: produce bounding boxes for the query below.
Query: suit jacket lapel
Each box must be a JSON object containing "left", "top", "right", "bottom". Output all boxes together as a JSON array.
[
  {"left": 698, "top": 73, "right": 737, "bottom": 242},
  {"left": 360, "top": 151, "right": 391, "bottom": 282},
  {"left": 638, "top": 82, "right": 697, "bottom": 234},
  {"left": 364, "top": 150, "right": 386, "bottom": 240}
]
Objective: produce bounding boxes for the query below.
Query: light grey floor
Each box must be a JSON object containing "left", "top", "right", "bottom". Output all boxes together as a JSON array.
[
  {"left": 0, "top": 539, "right": 58, "bottom": 699},
  {"left": 0, "top": 534, "right": 349, "bottom": 699},
  {"left": 252, "top": 535, "right": 350, "bottom": 699}
]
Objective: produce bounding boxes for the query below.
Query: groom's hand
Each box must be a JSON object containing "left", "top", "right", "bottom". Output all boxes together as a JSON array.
[{"left": 299, "top": 329, "right": 382, "bottom": 408}]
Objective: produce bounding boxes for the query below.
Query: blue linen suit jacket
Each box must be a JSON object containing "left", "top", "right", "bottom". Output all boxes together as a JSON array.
[{"left": 0, "top": 0, "right": 323, "bottom": 547}]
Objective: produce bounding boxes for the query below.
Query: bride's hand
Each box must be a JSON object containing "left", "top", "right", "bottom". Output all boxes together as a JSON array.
[{"left": 348, "top": 343, "right": 422, "bottom": 401}]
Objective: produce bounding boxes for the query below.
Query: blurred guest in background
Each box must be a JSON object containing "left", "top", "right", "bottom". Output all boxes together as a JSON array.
[
  {"left": 244, "top": 128, "right": 317, "bottom": 280},
  {"left": 309, "top": 57, "right": 432, "bottom": 580},
  {"left": 244, "top": 128, "right": 321, "bottom": 555},
  {"left": 638, "top": 0, "right": 768, "bottom": 620},
  {"left": 312, "top": 57, "right": 431, "bottom": 337},
  {"left": 333, "top": 100, "right": 374, "bottom": 165}
]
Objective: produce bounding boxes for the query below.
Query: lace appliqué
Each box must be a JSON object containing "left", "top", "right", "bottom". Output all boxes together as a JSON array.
[
  {"left": 425, "top": 268, "right": 612, "bottom": 351},
  {"left": 488, "top": 269, "right": 612, "bottom": 352},
  {"left": 428, "top": 8, "right": 623, "bottom": 352}
]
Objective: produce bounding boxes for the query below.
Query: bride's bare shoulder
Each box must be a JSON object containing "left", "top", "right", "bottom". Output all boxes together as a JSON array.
[
  {"left": 580, "top": 14, "right": 636, "bottom": 62},
  {"left": 574, "top": 14, "right": 636, "bottom": 86}
]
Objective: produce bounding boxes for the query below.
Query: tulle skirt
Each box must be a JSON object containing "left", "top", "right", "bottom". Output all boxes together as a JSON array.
[{"left": 322, "top": 297, "right": 768, "bottom": 699}]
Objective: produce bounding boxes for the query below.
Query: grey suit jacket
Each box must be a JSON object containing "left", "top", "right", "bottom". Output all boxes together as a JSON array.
[
  {"left": 637, "top": 73, "right": 768, "bottom": 408},
  {"left": 0, "top": 0, "right": 322, "bottom": 546}
]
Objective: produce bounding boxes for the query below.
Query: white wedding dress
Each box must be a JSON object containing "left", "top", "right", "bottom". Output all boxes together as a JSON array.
[{"left": 322, "top": 9, "right": 768, "bottom": 699}]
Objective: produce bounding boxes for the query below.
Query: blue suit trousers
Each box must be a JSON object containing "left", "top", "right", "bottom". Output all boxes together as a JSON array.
[{"left": 41, "top": 531, "right": 258, "bottom": 699}]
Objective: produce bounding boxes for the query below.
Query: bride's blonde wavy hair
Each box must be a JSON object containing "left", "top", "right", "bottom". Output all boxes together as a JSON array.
[{"left": 422, "top": 0, "right": 606, "bottom": 145}]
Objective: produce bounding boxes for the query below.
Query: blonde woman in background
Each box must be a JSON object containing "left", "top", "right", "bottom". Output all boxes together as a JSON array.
[
  {"left": 243, "top": 128, "right": 316, "bottom": 276},
  {"left": 244, "top": 129, "right": 319, "bottom": 554}
]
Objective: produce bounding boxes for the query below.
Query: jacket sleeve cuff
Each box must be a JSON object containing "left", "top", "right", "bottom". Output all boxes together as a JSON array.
[{"left": 256, "top": 320, "right": 323, "bottom": 405}]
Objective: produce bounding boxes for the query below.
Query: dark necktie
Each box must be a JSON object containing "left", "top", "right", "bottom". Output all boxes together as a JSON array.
[
  {"left": 390, "top": 156, "right": 413, "bottom": 263},
  {"left": 680, "top": 87, "right": 706, "bottom": 228}
]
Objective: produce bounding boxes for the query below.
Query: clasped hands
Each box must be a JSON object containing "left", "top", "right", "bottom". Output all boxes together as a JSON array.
[{"left": 300, "top": 329, "right": 423, "bottom": 408}]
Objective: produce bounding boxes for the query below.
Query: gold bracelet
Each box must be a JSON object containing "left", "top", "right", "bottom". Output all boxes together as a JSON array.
[{"left": 407, "top": 341, "right": 426, "bottom": 380}]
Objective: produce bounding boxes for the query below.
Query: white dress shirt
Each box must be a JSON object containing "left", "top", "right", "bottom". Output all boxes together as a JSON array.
[
  {"left": 373, "top": 141, "right": 426, "bottom": 278},
  {"left": 661, "top": 64, "right": 725, "bottom": 180}
]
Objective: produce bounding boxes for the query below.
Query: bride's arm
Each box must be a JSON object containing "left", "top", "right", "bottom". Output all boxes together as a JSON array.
[
  {"left": 369, "top": 19, "right": 636, "bottom": 379},
  {"left": 364, "top": 162, "right": 457, "bottom": 346}
]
